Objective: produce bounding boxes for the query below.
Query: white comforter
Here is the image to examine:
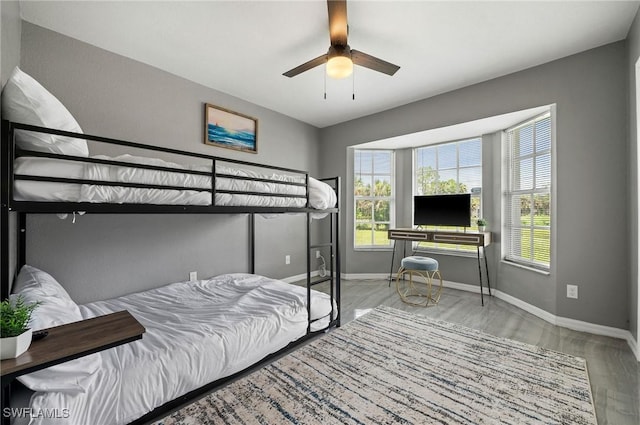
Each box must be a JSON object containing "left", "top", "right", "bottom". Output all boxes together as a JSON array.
[
  {"left": 24, "top": 274, "right": 335, "bottom": 425},
  {"left": 14, "top": 154, "right": 337, "bottom": 209}
]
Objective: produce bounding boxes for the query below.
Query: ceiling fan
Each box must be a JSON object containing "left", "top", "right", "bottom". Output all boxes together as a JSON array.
[{"left": 283, "top": 0, "right": 400, "bottom": 79}]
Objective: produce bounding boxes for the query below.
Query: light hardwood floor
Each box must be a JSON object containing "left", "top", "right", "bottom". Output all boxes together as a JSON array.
[{"left": 333, "top": 279, "right": 639, "bottom": 425}]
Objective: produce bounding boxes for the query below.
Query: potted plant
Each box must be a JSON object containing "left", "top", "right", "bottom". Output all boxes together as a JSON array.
[
  {"left": 476, "top": 218, "right": 487, "bottom": 232},
  {"left": 1, "top": 296, "right": 39, "bottom": 360}
]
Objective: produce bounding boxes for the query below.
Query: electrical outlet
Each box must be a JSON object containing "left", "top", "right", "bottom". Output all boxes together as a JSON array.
[
  {"left": 285, "top": 255, "right": 291, "bottom": 265},
  {"left": 189, "top": 271, "right": 197, "bottom": 281},
  {"left": 315, "top": 250, "right": 321, "bottom": 259},
  {"left": 566, "top": 284, "right": 578, "bottom": 299}
]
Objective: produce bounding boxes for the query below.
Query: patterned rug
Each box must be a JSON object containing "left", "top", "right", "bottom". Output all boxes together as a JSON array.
[{"left": 154, "top": 306, "right": 598, "bottom": 425}]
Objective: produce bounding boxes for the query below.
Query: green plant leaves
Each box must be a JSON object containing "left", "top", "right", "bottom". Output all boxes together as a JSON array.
[{"left": 1, "top": 296, "right": 40, "bottom": 338}]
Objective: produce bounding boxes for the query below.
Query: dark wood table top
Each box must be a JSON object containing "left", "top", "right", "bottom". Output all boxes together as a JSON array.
[{"left": 1, "top": 310, "right": 145, "bottom": 382}]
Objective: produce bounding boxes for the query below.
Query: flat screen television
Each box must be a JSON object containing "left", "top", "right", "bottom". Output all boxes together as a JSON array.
[{"left": 413, "top": 194, "right": 471, "bottom": 227}]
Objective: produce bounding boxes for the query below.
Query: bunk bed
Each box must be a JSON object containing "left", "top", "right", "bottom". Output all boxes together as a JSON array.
[{"left": 0, "top": 116, "right": 342, "bottom": 425}]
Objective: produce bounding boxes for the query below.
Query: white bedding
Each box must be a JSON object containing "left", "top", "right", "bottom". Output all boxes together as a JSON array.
[
  {"left": 22, "top": 273, "right": 335, "bottom": 425},
  {"left": 13, "top": 154, "right": 337, "bottom": 209}
]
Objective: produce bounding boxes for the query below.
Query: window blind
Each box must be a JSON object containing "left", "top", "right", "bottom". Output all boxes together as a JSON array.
[{"left": 504, "top": 113, "right": 552, "bottom": 269}]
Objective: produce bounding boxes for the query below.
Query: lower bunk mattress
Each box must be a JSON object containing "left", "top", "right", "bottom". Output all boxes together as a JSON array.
[{"left": 14, "top": 273, "right": 336, "bottom": 425}]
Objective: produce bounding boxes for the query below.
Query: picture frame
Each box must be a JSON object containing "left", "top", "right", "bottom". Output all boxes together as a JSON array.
[{"left": 204, "top": 103, "right": 258, "bottom": 153}]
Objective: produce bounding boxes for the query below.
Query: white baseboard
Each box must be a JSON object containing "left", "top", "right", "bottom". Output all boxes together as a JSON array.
[
  {"left": 493, "top": 290, "right": 639, "bottom": 361},
  {"left": 282, "top": 270, "right": 319, "bottom": 283},
  {"left": 342, "top": 273, "right": 391, "bottom": 280},
  {"left": 342, "top": 273, "right": 491, "bottom": 294},
  {"left": 554, "top": 315, "right": 631, "bottom": 340},
  {"left": 492, "top": 290, "right": 558, "bottom": 326},
  {"left": 341, "top": 272, "right": 639, "bottom": 361},
  {"left": 627, "top": 333, "right": 640, "bottom": 361},
  {"left": 440, "top": 279, "right": 491, "bottom": 295}
]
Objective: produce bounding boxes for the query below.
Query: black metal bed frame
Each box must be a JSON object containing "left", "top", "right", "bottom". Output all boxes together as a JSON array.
[{"left": 0, "top": 120, "right": 341, "bottom": 424}]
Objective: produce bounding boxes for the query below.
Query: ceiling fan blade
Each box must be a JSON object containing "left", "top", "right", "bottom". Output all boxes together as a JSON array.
[
  {"left": 351, "top": 49, "right": 400, "bottom": 76},
  {"left": 327, "top": 0, "right": 348, "bottom": 46},
  {"left": 283, "top": 54, "right": 328, "bottom": 78}
]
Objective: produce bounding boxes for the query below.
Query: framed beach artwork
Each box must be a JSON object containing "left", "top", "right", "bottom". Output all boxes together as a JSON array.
[{"left": 205, "top": 103, "right": 258, "bottom": 153}]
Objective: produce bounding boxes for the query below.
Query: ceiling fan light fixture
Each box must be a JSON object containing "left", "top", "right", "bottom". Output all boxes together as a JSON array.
[
  {"left": 326, "top": 56, "right": 353, "bottom": 79},
  {"left": 326, "top": 45, "right": 353, "bottom": 79}
]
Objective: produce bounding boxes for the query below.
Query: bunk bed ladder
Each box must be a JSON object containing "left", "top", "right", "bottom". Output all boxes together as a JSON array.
[
  {"left": 306, "top": 176, "right": 341, "bottom": 333},
  {"left": 306, "top": 212, "right": 312, "bottom": 334},
  {"left": 1, "top": 124, "right": 8, "bottom": 300},
  {"left": 334, "top": 176, "right": 341, "bottom": 327},
  {"left": 1, "top": 121, "right": 14, "bottom": 301}
]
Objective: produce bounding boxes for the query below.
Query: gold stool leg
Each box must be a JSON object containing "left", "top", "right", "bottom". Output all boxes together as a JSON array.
[
  {"left": 395, "top": 267, "right": 406, "bottom": 300},
  {"left": 428, "top": 270, "right": 443, "bottom": 305}
]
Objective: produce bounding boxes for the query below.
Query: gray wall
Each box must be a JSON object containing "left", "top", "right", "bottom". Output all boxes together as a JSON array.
[
  {"left": 1, "top": 1, "right": 20, "bottom": 86},
  {"left": 320, "top": 41, "right": 629, "bottom": 329},
  {"left": 18, "top": 22, "right": 322, "bottom": 303},
  {"left": 628, "top": 10, "right": 640, "bottom": 343},
  {"left": 1, "top": 0, "right": 21, "bottom": 290}
]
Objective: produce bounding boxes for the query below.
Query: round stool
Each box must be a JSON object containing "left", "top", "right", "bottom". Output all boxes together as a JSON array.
[{"left": 395, "top": 256, "right": 443, "bottom": 307}]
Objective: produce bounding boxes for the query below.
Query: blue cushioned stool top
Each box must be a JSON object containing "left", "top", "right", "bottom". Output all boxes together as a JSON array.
[{"left": 401, "top": 256, "right": 439, "bottom": 271}]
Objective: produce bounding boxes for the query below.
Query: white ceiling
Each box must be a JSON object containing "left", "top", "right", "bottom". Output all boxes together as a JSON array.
[{"left": 19, "top": 1, "right": 640, "bottom": 129}]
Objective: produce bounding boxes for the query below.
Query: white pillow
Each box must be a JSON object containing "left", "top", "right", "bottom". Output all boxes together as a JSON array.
[
  {"left": 11, "top": 265, "right": 101, "bottom": 393},
  {"left": 1, "top": 67, "right": 89, "bottom": 157}
]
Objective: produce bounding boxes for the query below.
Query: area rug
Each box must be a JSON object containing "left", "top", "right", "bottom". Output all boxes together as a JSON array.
[{"left": 154, "top": 306, "right": 597, "bottom": 425}]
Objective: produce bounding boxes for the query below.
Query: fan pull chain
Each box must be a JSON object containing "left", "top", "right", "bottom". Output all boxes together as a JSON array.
[
  {"left": 324, "top": 66, "right": 327, "bottom": 100},
  {"left": 352, "top": 67, "right": 355, "bottom": 100}
]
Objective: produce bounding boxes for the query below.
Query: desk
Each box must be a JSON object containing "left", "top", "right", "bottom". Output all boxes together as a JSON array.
[{"left": 388, "top": 228, "right": 492, "bottom": 305}]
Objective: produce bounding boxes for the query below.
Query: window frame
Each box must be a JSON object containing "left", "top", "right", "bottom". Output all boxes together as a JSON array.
[
  {"left": 503, "top": 112, "right": 552, "bottom": 271},
  {"left": 413, "top": 137, "right": 483, "bottom": 255},
  {"left": 353, "top": 149, "right": 395, "bottom": 250}
]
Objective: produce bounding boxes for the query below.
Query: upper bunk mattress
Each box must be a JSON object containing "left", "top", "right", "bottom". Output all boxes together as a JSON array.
[
  {"left": 13, "top": 154, "right": 337, "bottom": 209},
  {"left": 22, "top": 273, "right": 335, "bottom": 425}
]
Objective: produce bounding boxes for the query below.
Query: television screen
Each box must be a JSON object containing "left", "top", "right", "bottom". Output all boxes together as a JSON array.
[{"left": 413, "top": 194, "right": 471, "bottom": 227}]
